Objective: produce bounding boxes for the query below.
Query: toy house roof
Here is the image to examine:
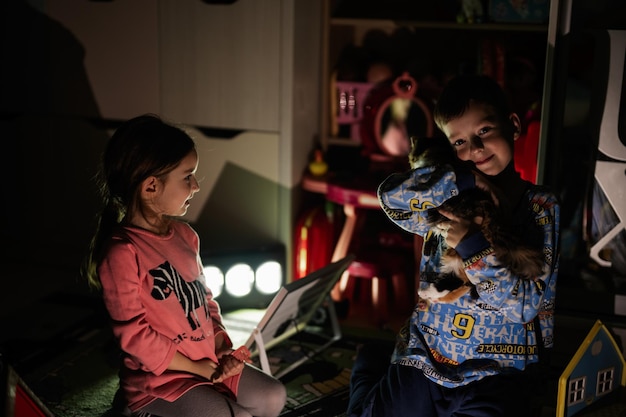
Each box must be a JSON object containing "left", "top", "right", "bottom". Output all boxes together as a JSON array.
[{"left": 557, "top": 320, "right": 626, "bottom": 417}]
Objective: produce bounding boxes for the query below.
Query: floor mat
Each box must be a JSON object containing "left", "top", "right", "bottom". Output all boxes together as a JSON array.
[
  {"left": 17, "top": 326, "right": 121, "bottom": 417},
  {"left": 272, "top": 340, "right": 357, "bottom": 417},
  {"left": 13, "top": 325, "right": 363, "bottom": 417}
]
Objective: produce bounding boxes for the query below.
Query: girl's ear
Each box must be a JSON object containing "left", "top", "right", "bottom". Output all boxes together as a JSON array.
[
  {"left": 509, "top": 113, "right": 522, "bottom": 141},
  {"left": 140, "top": 176, "right": 159, "bottom": 198}
]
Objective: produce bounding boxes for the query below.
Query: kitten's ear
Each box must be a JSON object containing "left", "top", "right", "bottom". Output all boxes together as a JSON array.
[{"left": 410, "top": 136, "right": 418, "bottom": 148}]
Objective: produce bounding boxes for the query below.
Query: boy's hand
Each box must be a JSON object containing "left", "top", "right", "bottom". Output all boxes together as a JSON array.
[{"left": 436, "top": 209, "right": 482, "bottom": 248}]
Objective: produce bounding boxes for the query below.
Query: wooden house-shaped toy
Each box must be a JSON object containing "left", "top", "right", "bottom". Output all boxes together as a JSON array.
[{"left": 557, "top": 320, "right": 626, "bottom": 416}]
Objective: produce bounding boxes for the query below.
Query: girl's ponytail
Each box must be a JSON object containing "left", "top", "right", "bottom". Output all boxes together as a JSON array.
[{"left": 82, "top": 197, "right": 123, "bottom": 290}]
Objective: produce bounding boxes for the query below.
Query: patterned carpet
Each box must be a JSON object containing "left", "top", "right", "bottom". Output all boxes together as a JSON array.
[
  {"left": 6, "top": 293, "right": 626, "bottom": 417},
  {"left": 5, "top": 305, "right": 370, "bottom": 417}
]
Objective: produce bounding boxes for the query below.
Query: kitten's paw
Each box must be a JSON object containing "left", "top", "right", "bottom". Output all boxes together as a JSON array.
[{"left": 418, "top": 284, "right": 450, "bottom": 301}]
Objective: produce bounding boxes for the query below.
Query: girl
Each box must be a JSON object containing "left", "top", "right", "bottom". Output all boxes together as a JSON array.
[
  {"left": 349, "top": 75, "right": 560, "bottom": 416},
  {"left": 84, "top": 114, "right": 286, "bottom": 417}
]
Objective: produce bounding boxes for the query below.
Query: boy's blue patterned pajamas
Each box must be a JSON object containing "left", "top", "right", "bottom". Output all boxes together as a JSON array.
[{"left": 349, "top": 165, "right": 560, "bottom": 417}]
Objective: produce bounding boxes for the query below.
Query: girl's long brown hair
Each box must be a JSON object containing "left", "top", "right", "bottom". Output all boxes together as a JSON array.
[{"left": 82, "top": 114, "right": 196, "bottom": 289}]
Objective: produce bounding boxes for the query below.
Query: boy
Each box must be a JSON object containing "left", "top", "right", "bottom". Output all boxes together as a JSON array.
[{"left": 348, "top": 75, "right": 560, "bottom": 417}]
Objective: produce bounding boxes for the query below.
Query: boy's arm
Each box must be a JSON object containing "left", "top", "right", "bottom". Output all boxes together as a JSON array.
[
  {"left": 377, "top": 165, "right": 466, "bottom": 236},
  {"left": 456, "top": 190, "right": 560, "bottom": 324}
]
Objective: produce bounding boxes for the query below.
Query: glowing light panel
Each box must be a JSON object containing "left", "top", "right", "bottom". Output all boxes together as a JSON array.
[
  {"left": 203, "top": 265, "right": 224, "bottom": 298},
  {"left": 225, "top": 263, "right": 254, "bottom": 297},
  {"left": 255, "top": 261, "right": 282, "bottom": 294}
]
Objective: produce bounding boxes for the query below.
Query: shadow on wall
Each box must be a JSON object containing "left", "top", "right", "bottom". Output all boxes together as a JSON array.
[
  {"left": 0, "top": 1, "right": 288, "bottom": 310},
  {"left": 193, "top": 162, "right": 285, "bottom": 256},
  {"left": 0, "top": 0, "right": 109, "bottom": 295}
]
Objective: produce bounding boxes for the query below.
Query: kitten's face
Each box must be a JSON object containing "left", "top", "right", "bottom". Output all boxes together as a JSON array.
[{"left": 408, "top": 136, "right": 456, "bottom": 169}]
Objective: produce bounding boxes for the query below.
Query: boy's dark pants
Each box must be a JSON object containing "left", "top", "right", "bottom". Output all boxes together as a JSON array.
[{"left": 348, "top": 342, "right": 538, "bottom": 417}]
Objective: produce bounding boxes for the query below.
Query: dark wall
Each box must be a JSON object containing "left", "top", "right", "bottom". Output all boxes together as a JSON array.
[{"left": 1, "top": 1, "right": 110, "bottom": 305}]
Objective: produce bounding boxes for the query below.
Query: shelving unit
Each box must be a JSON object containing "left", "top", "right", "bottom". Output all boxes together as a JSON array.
[
  {"left": 320, "top": 0, "right": 551, "bottom": 156},
  {"left": 331, "top": 18, "right": 548, "bottom": 32},
  {"left": 318, "top": 0, "right": 626, "bottom": 344}
]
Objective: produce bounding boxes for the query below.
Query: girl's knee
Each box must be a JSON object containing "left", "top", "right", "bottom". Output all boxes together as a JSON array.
[
  {"left": 262, "top": 382, "right": 287, "bottom": 417},
  {"left": 237, "top": 366, "right": 286, "bottom": 417},
  {"left": 241, "top": 379, "right": 286, "bottom": 417}
]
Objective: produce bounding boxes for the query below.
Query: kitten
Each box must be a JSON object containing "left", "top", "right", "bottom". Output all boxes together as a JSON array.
[
  {"left": 408, "top": 134, "right": 461, "bottom": 171},
  {"left": 408, "top": 136, "right": 545, "bottom": 303}
]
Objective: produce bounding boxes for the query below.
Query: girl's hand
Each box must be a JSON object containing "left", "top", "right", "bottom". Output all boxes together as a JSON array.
[
  {"left": 192, "top": 358, "right": 221, "bottom": 381},
  {"left": 168, "top": 351, "right": 221, "bottom": 382},
  {"left": 210, "top": 353, "right": 246, "bottom": 383},
  {"left": 437, "top": 209, "right": 482, "bottom": 248},
  {"left": 214, "top": 332, "right": 232, "bottom": 357}
]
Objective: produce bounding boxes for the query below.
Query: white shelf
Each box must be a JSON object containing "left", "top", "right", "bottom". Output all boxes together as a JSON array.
[{"left": 331, "top": 18, "right": 548, "bottom": 33}]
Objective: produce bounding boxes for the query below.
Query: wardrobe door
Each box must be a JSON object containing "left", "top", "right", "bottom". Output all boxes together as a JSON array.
[{"left": 159, "top": 0, "right": 281, "bottom": 131}]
